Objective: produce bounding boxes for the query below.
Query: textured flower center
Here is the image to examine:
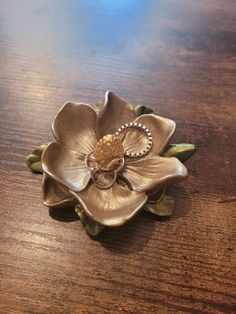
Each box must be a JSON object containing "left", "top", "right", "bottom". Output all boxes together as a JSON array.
[{"left": 94, "top": 134, "right": 124, "bottom": 169}]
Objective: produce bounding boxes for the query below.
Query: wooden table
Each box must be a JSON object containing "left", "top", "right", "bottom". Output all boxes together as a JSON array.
[{"left": 1, "top": 1, "right": 235, "bottom": 313}]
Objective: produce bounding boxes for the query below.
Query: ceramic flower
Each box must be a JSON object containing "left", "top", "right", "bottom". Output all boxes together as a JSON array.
[{"left": 41, "top": 91, "right": 187, "bottom": 227}]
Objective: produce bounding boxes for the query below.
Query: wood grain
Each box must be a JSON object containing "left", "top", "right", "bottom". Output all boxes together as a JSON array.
[{"left": 0, "top": 0, "right": 235, "bottom": 313}]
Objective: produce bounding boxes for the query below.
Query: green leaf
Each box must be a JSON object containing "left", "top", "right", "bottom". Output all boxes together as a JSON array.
[
  {"left": 94, "top": 101, "right": 103, "bottom": 113},
  {"left": 144, "top": 195, "right": 174, "bottom": 217},
  {"left": 135, "top": 105, "right": 154, "bottom": 116},
  {"left": 26, "top": 143, "right": 47, "bottom": 173},
  {"left": 75, "top": 205, "right": 105, "bottom": 236},
  {"left": 164, "top": 143, "right": 196, "bottom": 163}
]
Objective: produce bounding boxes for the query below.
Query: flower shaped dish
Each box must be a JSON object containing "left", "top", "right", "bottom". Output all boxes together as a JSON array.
[{"left": 27, "top": 91, "right": 196, "bottom": 235}]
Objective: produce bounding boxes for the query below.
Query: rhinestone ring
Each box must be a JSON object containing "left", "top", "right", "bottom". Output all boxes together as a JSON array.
[{"left": 115, "top": 122, "right": 153, "bottom": 158}]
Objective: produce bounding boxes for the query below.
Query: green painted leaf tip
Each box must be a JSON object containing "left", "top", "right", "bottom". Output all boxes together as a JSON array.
[
  {"left": 144, "top": 195, "right": 174, "bottom": 217},
  {"left": 135, "top": 105, "right": 154, "bottom": 116},
  {"left": 26, "top": 143, "right": 47, "bottom": 173},
  {"left": 75, "top": 206, "right": 105, "bottom": 236},
  {"left": 94, "top": 101, "right": 103, "bottom": 113},
  {"left": 164, "top": 143, "right": 196, "bottom": 163}
]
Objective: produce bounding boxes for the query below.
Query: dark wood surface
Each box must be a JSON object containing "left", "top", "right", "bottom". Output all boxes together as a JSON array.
[{"left": 1, "top": 1, "right": 235, "bottom": 313}]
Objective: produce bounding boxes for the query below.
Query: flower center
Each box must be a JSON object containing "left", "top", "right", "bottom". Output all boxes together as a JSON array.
[{"left": 94, "top": 134, "right": 124, "bottom": 169}]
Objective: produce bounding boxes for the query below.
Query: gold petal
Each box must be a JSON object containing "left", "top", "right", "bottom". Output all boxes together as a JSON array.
[
  {"left": 96, "top": 91, "right": 136, "bottom": 138},
  {"left": 70, "top": 183, "right": 147, "bottom": 227},
  {"left": 42, "top": 175, "right": 74, "bottom": 208},
  {"left": 52, "top": 102, "right": 98, "bottom": 155},
  {"left": 122, "top": 156, "right": 188, "bottom": 192},
  {"left": 120, "top": 127, "right": 149, "bottom": 155},
  {"left": 42, "top": 142, "right": 91, "bottom": 191},
  {"left": 122, "top": 114, "right": 176, "bottom": 157}
]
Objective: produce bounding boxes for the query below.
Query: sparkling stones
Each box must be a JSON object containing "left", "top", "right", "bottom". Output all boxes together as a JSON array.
[{"left": 116, "top": 122, "right": 153, "bottom": 158}]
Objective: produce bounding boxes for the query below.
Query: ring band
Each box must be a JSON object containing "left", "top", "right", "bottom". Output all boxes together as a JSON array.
[{"left": 115, "top": 122, "right": 153, "bottom": 157}]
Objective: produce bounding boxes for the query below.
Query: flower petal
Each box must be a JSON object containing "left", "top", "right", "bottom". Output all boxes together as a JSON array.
[
  {"left": 122, "top": 114, "right": 176, "bottom": 157},
  {"left": 96, "top": 91, "right": 136, "bottom": 138},
  {"left": 52, "top": 102, "right": 98, "bottom": 155},
  {"left": 70, "top": 183, "right": 147, "bottom": 227},
  {"left": 42, "top": 175, "right": 74, "bottom": 208},
  {"left": 42, "top": 142, "right": 91, "bottom": 192},
  {"left": 120, "top": 126, "right": 150, "bottom": 156},
  {"left": 122, "top": 156, "right": 188, "bottom": 192}
]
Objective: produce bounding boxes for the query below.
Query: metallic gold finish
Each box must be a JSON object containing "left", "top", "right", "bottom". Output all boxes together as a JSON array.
[
  {"left": 96, "top": 91, "right": 136, "bottom": 138},
  {"left": 52, "top": 102, "right": 98, "bottom": 155},
  {"left": 94, "top": 134, "right": 124, "bottom": 168},
  {"left": 91, "top": 168, "right": 117, "bottom": 189},
  {"left": 41, "top": 91, "right": 189, "bottom": 227},
  {"left": 85, "top": 151, "right": 125, "bottom": 190},
  {"left": 122, "top": 114, "right": 176, "bottom": 158},
  {"left": 91, "top": 157, "right": 125, "bottom": 189},
  {"left": 85, "top": 152, "right": 101, "bottom": 171},
  {"left": 122, "top": 156, "right": 188, "bottom": 192},
  {"left": 42, "top": 175, "right": 74, "bottom": 208},
  {"left": 42, "top": 142, "right": 91, "bottom": 192},
  {"left": 70, "top": 183, "right": 148, "bottom": 227},
  {"left": 116, "top": 122, "right": 153, "bottom": 158}
]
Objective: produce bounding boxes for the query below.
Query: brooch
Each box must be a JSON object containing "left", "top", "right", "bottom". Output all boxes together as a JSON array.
[{"left": 26, "top": 91, "right": 196, "bottom": 236}]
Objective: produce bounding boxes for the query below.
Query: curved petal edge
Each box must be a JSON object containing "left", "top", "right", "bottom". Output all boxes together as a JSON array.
[
  {"left": 122, "top": 156, "right": 188, "bottom": 192},
  {"left": 70, "top": 183, "right": 147, "bottom": 227},
  {"left": 42, "top": 142, "right": 91, "bottom": 192},
  {"left": 52, "top": 102, "right": 98, "bottom": 155},
  {"left": 96, "top": 91, "right": 136, "bottom": 138},
  {"left": 130, "top": 114, "right": 176, "bottom": 157},
  {"left": 42, "top": 175, "right": 74, "bottom": 208}
]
